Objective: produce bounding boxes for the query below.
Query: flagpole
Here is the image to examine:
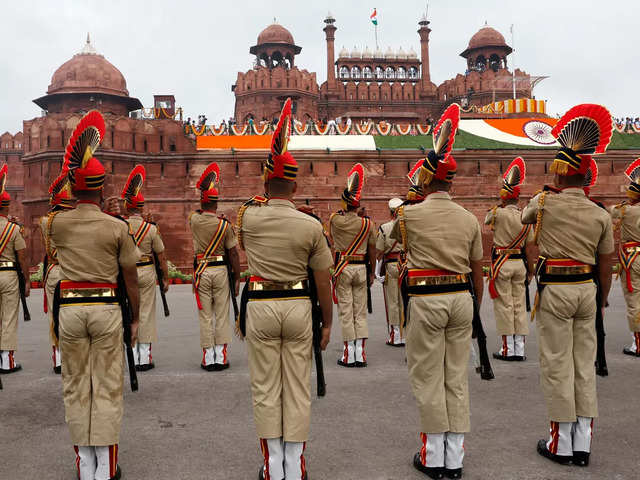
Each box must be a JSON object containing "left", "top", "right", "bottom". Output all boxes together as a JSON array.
[
  {"left": 511, "top": 24, "right": 516, "bottom": 100},
  {"left": 375, "top": 23, "right": 378, "bottom": 50}
]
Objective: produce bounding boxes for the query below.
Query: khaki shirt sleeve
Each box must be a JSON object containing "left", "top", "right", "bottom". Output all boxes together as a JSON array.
[
  {"left": 367, "top": 220, "right": 377, "bottom": 246},
  {"left": 375, "top": 226, "right": 385, "bottom": 252},
  {"left": 224, "top": 224, "right": 238, "bottom": 249},
  {"left": 484, "top": 208, "right": 496, "bottom": 225},
  {"left": 608, "top": 205, "right": 621, "bottom": 222},
  {"left": 151, "top": 227, "right": 165, "bottom": 254},
  {"left": 598, "top": 216, "right": 615, "bottom": 255},
  {"left": 521, "top": 193, "right": 541, "bottom": 224},
  {"left": 470, "top": 220, "right": 483, "bottom": 262},
  {"left": 118, "top": 223, "right": 140, "bottom": 268},
  {"left": 309, "top": 225, "right": 334, "bottom": 272},
  {"left": 13, "top": 230, "right": 26, "bottom": 251}
]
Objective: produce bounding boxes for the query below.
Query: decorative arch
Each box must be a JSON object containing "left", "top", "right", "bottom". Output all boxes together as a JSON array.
[
  {"left": 385, "top": 66, "right": 395, "bottom": 79},
  {"left": 339, "top": 66, "right": 350, "bottom": 79},
  {"left": 362, "top": 66, "right": 373, "bottom": 79},
  {"left": 375, "top": 66, "right": 384, "bottom": 80},
  {"left": 351, "top": 66, "right": 361, "bottom": 79}
]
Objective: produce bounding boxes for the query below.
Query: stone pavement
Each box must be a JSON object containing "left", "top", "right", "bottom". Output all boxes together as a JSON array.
[{"left": 1, "top": 283, "right": 638, "bottom": 479}]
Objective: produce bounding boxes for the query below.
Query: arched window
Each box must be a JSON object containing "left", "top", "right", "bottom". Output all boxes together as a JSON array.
[
  {"left": 408, "top": 67, "right": 419, "bottom": 79},
  {"left": 340, "top": 66, "right": 350, "bottom": 79},
  {"left": 363, "top": 66, "right": 373, "bottom": 79},
  {"left": 489, "top": 54, "right": 501, "bottom": 72},
  {"left": 375, "top": 66, "right": 384, "bottom": 80},
  {"left": 396, "top": 67, "right": 407, "bottom": 79},
  {"left": 475, "top": 55, "right": 486, "bottom": 72},
  {"left": 385, "top": 67, "right": 395, "bottom": 79},
  {"left": 271, "top": 51, "right": 283, "bottom": 68},
  {"left": 351, "top": 66, "right": 361, "bottom": 79}
]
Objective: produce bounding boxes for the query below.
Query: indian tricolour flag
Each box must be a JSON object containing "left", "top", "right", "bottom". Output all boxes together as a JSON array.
[{"left": 370, "top": 8, "right": 378, "bottom": 25}]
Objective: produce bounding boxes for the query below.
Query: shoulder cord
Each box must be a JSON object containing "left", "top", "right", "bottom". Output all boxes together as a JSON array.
[{"left": 533, "top": 192, "right": 547, "bottom": 245}]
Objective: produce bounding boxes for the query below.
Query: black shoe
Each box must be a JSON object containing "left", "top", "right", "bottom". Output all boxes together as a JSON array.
[
  {"left": 413, "top": 452, "right": 444, "bottom": 479},
  {"left": 492, "top": 352, "right": 516, "bottom": 361},
  {"left": 337, "top": 360, "right": 355, "bottom": 368},
  {"left": 212, "top": 363, "right": 230, "bottom": 371},
  {"left": 572, "top": 451, "right": 590, "bottom": 467},
  {"left": 258, "top": 467, "right": 264, "bottom": 480},
  {"left": 444, "top": 468, "right": 462, "bottom": 479},
  {"left": 537, "top": 439, "right": 572, "bottom": 465},
  {"left": 512, "top": 355, "right": 526, "bottom": 362},
  {"left": 386, "top": 341, "right": 405, "bottom": 347},
  {"left": 109, "top": 465, "right": 122, "bottom": 480},
  {"left": 355, "top": 361, "right": 367, "bottom": 368},
  {"left": 137, "top": 362, "right": 155, "bottom": 372},
  {"left": 0, "top": 363, "right": 22, "bottom": 374},
  {"left": 53, "top": 366, "right": 61, "bottom": 375},
  {"left": 623, "top": 347, "right": 640, "bottom": 357},
  {"left": 201, "top": 363, "right": 217, "bottom": 372}
]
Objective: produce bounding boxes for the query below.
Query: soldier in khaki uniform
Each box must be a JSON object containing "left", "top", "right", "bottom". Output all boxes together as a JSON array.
[
  {"left": 121, "top": 165, "right": 168, "bottom": 371},
  {"left": 329, "top": 163, "right": 376, "bottom": 367},
  {"left": 376, "top": 197, "right": 405, "bottom": 346},
  {"left": 49, "top": 110, "right": 140, "bottom": 480},
  {"left": 238, "top": 99, "right": 333, "bottom": 480},
  {"left": 391, "top": 104, "right": 484, "bottom": 480},
  {"left": 611, "top": 158, "right": 640, "bottom": 356},
  {"left": 484, "top": 157, "right": 535, "bottom": 361},
  {"left": 522, "top": 104, "right": 615, "bottom": 467},
  {"left": 189, "top": 162, "right": 240, "bottom": 371},
  {"left": 40, "top": 170, "right": 74, "bottom": 374},
  {"left": 0, "top": 163, "right": 30, "bottom": 374}
]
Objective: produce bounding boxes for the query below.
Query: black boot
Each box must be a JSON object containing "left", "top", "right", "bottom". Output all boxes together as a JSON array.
[
  {"left": 536, "top": 439, "right": 572, "bottom": 465},
  {"left": 413, "top": 452, "right": 444, "bottom": 479},
  {"left": 53, "top": 366, "right": 62, "bottom": 375},
  {"left": 109, "top": 465, "right": 122, "bottom": 480},
  {"left": 492, "top": 352, "right": 515, "bottom": 362},
  {"left": 572, "top": 451, "right": 590, "bottom": 467},
  {"left": 0, "top": 363, "right": 22, "bottom": 374},
  {"left": 337, "top": 359, "right": 355, "bottom": 367},
  {"left": 623, "top": 346, "right": 640, "bottom": 357},
  {"left": 136, "top": 362, "right": 155, "bottom": 372},
  {"left": 444, "top": 468, "right": 462, "bottom": 479}
]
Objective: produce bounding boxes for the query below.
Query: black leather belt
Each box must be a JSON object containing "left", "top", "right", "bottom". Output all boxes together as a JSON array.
[{"left": 407, "top": 282, "right": 469, "bottom": 296}]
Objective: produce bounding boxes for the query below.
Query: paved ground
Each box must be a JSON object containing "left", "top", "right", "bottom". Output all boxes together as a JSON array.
[{"left": 1, "top": 283, "right": 639, "bottom": 479}]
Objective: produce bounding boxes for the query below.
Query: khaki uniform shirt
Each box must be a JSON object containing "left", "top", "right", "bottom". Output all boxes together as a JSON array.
[
  {"left": 189, "top": 211, "right": 237, "bottom": 256},
  {"left": 50, "top": 203, "right": 140, "bottom": 283},
  {"left": 610, "top": 202, "right": 640, "bottom": 243},
  {"left": 391, "top": 192, "right": 483, "bottom": 273},
  {"left": 329, "top": 211, "right": 377, "bottom": 254},
  {"left": 484, "top": 204, "right": 534, "bottom": 247},
  {"left": 522, "top": 188, "right": 614, "bottom": 263},
  {"left": 376, "top": 220, "right": 402, "bottom": 255},
  {"left": 39, "top": 216, "right": 54, "bottom": 257},
  {"left": 126, "top": 214, "right": 165, "bottom": 257},
  {"left": 240, "top": 199, "right": 333, "bottom": 281},
  {"left": 0, "top": 216, "right": 26, "bottom": 262}
]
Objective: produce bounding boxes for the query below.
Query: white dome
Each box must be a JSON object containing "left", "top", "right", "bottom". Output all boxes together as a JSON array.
[
  {"left": 338, "top": 45, "right": 348, "bottom": 58},
  {"left": 362, "top": 46, "right": 373, "bottom": 58},
  {"left": 385, "top": 46, "right": 395, "bottom": 59},
  {"left": 350, "top": 45, "right": 361, "bottom": 58},
  {"left": 408, "top": 46, "right": 418, "bottom": 58},
  {"left": 396, "top": 46, "right": 407, "bottom": 59}
]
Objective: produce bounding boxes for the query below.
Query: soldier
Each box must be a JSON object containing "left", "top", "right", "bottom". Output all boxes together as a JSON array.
[
  {"left": 392, "top": 104, "right": 484, "bottom": 480},
  {"left": 0, "top": 163, "right": 30, "bottom": 374},
  {"left": 121, "top": 165, "right": 168, "bottom": 371},
  {"left": 40, "top": 169, "right": 74, "bottom": 374},
  {"left": 522, "top": 104, "right": 614, "bottom": 467},
  {"left": 484, "top": 157, "right": 535, "bottom": 361},
  {"left": 237, "top": 99, "right": 333, "bottom": 480},
  {"left": 189, "top": 162, "right": 240, "bottom": 371},
  {"left": 49, "top": 110, "right": 140, "bottom": 480},
  {"left": 329, "top": 163, "right": 376, "bottom": 367},
  {"left": 611, "top": 158, "right": 640, "bottom": 357},
  {"left": 376, "top": 197, "right": 405, "bottom": 346}
]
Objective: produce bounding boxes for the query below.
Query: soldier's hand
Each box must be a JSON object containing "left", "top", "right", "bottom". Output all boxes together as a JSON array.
[
  {"left": 320, "top": 326, "right": 331, "bottom": 350},
  {"left": 368, "top": 273, "right": 374, "bottom": 287},
  {"left": 24, "top": 282, "right": 30, "bottom": 297},
  {"left": 162, "top": 278, "right": 169, "bottom": 294},
  {"left": 130, "top": 319, "right": 140, "bottom": 345},
  {"left": 235, "top": 279, "right": 240, "bottom": 297},
  {"left": 527, "top": 272, "right": 534, "bottom": 283}
]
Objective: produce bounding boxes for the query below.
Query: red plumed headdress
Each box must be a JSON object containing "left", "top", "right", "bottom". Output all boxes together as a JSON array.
[
  {"left": 264, "top": 98, "right": 298, "bottom": 181},
  {"left": 341, "top": 163, "right": 365, "bottom": 208},
  {"left": 500, "top": 157, "right": 526, "bottom": 200},
  {"left": 407, "top": 159, "right": 427, "bottom": 201},
  {"left": 0, "top": 164, "right": 10, "bottom": 208},
  {"left": 49, "top": 167, "right": 73, "bottom": 208},
  {"left": 550, "top": 104, "right": 612, "bottom": 176},
  {"left": 582, "top": 157, "right": 598, "bottom": 196},
  {"left": 197, "top": 162, "right": 220, "bottom": 203},
  {"left": 121, "top": 165, "right": 146, "bottom": 209},
  {"left": 419, "top": 103, "right": 460, "bottom": 185},
  {"left": 63, "top": 110, "right": 106, "bottom": 191},
  {"left": 624, "top": 158, "right": 640, "bottom": 200}
]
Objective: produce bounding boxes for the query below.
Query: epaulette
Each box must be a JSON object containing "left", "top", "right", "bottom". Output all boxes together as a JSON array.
[
  {"left": 237, "top": 196, "right": 268, "bottom": 250},
  {"left": 488, "top": 205, "right": 498, "bottom": 230},
  {"left": 397, "top": 206, "right": 408, "bottom": 251},
  {"left": 533, "top": 192, "right": 548, "bottom": 245}
]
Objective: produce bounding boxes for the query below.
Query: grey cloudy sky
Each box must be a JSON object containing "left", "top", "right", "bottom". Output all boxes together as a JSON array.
[{"left": 0, "top": 0, "right": 636, "bottom": 133}]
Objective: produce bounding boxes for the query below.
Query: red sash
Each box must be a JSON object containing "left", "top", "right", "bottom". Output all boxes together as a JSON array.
[
  {"left": 619, "top": 241, "right": 640, "bottom": 292},
  {"left": 331, "top": 217, "right": 371, "bottom": 303},
  {"left": 489, "top": 224, "right": 531, "bottom": 299},
  {"left": 194, "top": 218, "right": 229, "bottom": 309}
]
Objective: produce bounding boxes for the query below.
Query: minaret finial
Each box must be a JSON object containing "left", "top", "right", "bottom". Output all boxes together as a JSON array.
[{"left": 80, "top": 33, "right": 97, "bottom": 55}]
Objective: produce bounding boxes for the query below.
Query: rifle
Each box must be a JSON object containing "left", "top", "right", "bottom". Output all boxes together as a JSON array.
[
  {"left": 116, "top": 273, "right": 139, "bottom": 392},
  {"left": 309, "top": 268, "right": 326, "bottom": 397},
  {"left": 224, "top": 248, "right": 239, "bottom": 323},
  {"left": 365, "top": 249, "right": 373, "bottom": 314},
  {"left": 594, "top": 262, "right": 608, "bottom": 377},
  {"left": 523, "top": 252, "right": 531, "bottom": 312},
  {"left": 16, "top": 267, "right": 30, "bottom": 322},
  {"left": 152, "top": 250, "right": 170, "bottom": 317},
  {"left": 468, "top": 280, "right": 494, "bottom": 380}
]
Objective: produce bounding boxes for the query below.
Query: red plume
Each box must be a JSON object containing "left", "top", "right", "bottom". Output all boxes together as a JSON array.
[
  {"left": 551, "top": 104, "right": 612, "bottom": 155},
  {"left": 0, "top": 164, "right": 7, "bottom": 195},
  {"left": 271, "top": 98, "right": 292, "bottom": 157},
  {"left": 346, "top": 163, "right": 364, "bottom": 200},
  {"left": 584, "top": 157, "right": 598, "bottom": 189},
  {"left": 63, "top": 110, "right": 106, "bottom": 171},
  {"left": 625, "top": 158, "right": 640, "bottom": 183},
  {"left": 432, "top": 103, "right": 460, "bottom": 158},
  {"left": 407, "top": 159, "right": 425, "bottom": 187},
  {"left": 197, "top": 163, "right": 220, "bottom": 192},
  {"left": 503, "top": 157, "right": 526, "bottom": 185},
  {"left": 121, "top": 165, "right": 146, "bottom": 201}
]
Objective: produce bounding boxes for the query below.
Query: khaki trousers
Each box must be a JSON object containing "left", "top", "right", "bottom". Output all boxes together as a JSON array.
[
  {"left": 384, "top": 261, "right": 403, "bottom": 327},
  {"left": 536, "top": 282, "right": 598, "bottom": 422},
  {"left": 621, "top": 260, "right": 640, "bottom": 332},
  {"left": 406, "top": 293, "right": 473, "bottom": 433},
  {"left": 137, "top": 265, "right": 158, "bottom": 343},
  {"left": 492, "top": 260, "right": 529, "bottom": 336},
  {"left": 197, "top": 266, "right": 232, "bottom": 348},
  {"left": 59, "top": 304, "right": 124, "bottom": 446},
  {"left": 0, "top": 270, "right": 19, "bottom": 351},
  {"left": 246, "top": 299, "right": 312, "bottom": 442},
  {"left": 336, "top": 264, "right": 368, "bottom": 341},
  {"left": 45, "top": 265, "right": 63, "bottom": 347}
]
